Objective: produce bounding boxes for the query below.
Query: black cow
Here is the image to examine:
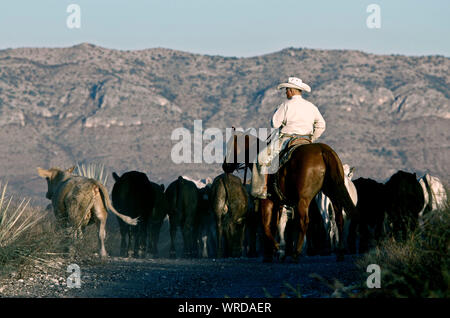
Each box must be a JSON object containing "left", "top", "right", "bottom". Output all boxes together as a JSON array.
[
  {"left": 384, "top": 170, "right": 425, "bottom": 242},
  {"left": 147, "top": 182, "right": 169, "bottom": 258},
  {"left": 349, "top": 178, "right": 387, "bottom": 253},
  {"left": 195, "top": 184, "right": 217, "bottom": 258},
  {"left": 165, "top": 176, "right": 200, "bottom": 258},
  {"left": 112, "top": 171, "right": 156, "bottom": 258}
]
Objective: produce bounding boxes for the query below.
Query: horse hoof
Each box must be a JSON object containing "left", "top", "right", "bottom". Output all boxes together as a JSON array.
[
  {"left": 276, "top": 251, "right": 286, "bottom": 262},
  {"left": 336, "top": 254, "right": 345, "bottom": 262}
]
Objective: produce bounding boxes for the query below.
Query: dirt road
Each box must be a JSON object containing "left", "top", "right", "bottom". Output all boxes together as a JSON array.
[{"left": 0, "top": 255, "right": 363, "bottom": 298}]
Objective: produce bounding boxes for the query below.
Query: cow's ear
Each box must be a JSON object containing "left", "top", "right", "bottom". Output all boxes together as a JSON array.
[
  {"left": 112, "top": 172, "right": 120, "bottom": 181},
  {"left": 37, "top": 167, "right": 51, "bottom": 179},
  {"left": 66, "top": 166, "right": 76, "bottom": 174}
]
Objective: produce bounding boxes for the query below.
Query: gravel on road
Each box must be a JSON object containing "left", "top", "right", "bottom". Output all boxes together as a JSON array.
[{"left": 0, "top": 255, "right": 363, "bottom": 298}]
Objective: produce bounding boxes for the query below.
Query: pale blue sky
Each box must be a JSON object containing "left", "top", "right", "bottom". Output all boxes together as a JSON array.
[{"left": 0, "top": 0, "right": 449, "bottom": 57}]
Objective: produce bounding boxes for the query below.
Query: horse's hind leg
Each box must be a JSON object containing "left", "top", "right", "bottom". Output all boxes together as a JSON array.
[
  {"left": 293, "top": 197, "right": 310, "bottom": 262},
  {"left": 261, "top": 199, "right": 278, "bottom": 262},
  {"left": 277, "top": 206, "right": 288, "bottom": 261}
]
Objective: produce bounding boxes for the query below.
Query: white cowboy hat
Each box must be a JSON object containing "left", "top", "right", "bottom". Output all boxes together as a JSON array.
[{"left": 277, "top": 77, "right": 311, "bottom": 93}]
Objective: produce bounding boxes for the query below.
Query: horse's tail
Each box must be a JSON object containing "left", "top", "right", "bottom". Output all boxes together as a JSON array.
[{"left": 321, "top": 146, "right": 357, "bottom": 219}]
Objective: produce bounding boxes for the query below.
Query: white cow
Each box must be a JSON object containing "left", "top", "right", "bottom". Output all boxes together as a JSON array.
[
  {"left": 314, "top": 164, "right": 358, "bottom": 252},
  {"left": 182, "top": 175, "right": 212, "bottom": 189},
  {"left": 418, "top": 174, "right": 448, "bottom": 218}
]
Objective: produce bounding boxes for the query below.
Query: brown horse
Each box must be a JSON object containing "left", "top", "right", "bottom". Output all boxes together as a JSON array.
[
  {"left": 222, "top": 131, "right": 356, "bottom": 262},
  {"left": 262, "top": 143, "right": 357, "bottom": 262}
]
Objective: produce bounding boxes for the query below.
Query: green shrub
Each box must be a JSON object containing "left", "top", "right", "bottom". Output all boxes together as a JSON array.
[{"left": 356, "top": 205, "right": 450, "bottom": 298}]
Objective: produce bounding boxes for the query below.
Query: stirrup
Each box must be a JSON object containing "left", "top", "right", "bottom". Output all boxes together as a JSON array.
[{"left": 281, "top": 204, "right": 294, "bottom": 220}]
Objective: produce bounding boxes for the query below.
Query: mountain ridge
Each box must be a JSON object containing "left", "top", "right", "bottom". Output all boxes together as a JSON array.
[{"left": 0, "top": 43, "right": 448, "bottom": 204}]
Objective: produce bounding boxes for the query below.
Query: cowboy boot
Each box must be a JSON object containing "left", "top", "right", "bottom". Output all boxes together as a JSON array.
[
  {"left": 251, "top": 164, "right": 268, "bottom": 199},
  {"left": 254, "top": 174, "right": 270, "bottom": 199}
]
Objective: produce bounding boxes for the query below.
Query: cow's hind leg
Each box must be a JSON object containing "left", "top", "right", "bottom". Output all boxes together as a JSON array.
[
  {"left": 182, "top": 221, "right": 194, "bottom": 258},
  {"left": 149, "top": 221, "right": 162, "bottom": 258},
  {"left": 119, "top": 221, "right": 128, "bottom": 257},
  {"left": 137, "top": 217, "right": 148, "bottom": 258},
  {"left": 347, "top": 218, "right": 358, "bottom": 254},
  {"left": 99, "top": 220, "right": 108, "bottom": 259},
  {"left": 216, "top": 216, "right": 225, "bottom": 258},
  {"left": 129, "top": 226, "right": 138, "bottom": 258},
  {"left": 93, "top": 203, "right": 108, "bottom": 259},
  {"left": 169, "top": 215, "right": 178, "bottom": 258}
]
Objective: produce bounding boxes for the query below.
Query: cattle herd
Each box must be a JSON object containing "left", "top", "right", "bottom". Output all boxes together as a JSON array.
[{"left": 37, "top": 164, "right": 448, "bottom": 261}]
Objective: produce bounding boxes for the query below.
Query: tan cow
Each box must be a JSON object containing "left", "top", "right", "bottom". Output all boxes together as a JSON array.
[{"left": 37, "top": 166, "right": 138, "bottom": 258}]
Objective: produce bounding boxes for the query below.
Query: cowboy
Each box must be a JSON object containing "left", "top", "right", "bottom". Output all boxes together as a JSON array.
[{"left": 251, "top": 77, "right": 326, "bottom": 199}]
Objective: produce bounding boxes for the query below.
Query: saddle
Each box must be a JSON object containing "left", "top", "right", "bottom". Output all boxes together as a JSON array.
[
  {"left": 278, "top": 136, "right": 312, "bottom": 169},
  {"left": 271, "top": 136, "right": 312, "bottom": 204}
]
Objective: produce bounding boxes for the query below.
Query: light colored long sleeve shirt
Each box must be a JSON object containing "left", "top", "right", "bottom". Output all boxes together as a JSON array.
[{"left": 271, "top": 95, "right": 326, "bottom": 142}]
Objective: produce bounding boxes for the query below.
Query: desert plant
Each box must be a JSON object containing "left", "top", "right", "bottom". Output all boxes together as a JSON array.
[
  {"left": 0, "top": 182, "right": 42, "bottom": 248},
  {"left": 75, "top": 162, "right": 108, "bottom": 186},
  {"left": 0, "top": 181, "right": 61, "bottom": 276},
  {"left": 355, "top": 204, "right": 450, "bottom": 298}
]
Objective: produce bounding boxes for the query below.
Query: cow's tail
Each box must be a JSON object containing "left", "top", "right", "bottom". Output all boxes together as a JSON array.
[
  {"left": 321, "top": 146, "right": 357, "bottom": 219},
  {"left": 97, "top": 182, "right": 139, "bottom": 226},
  {"left": 221, "top": 173, "right": 233, "bottom": 207}
]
